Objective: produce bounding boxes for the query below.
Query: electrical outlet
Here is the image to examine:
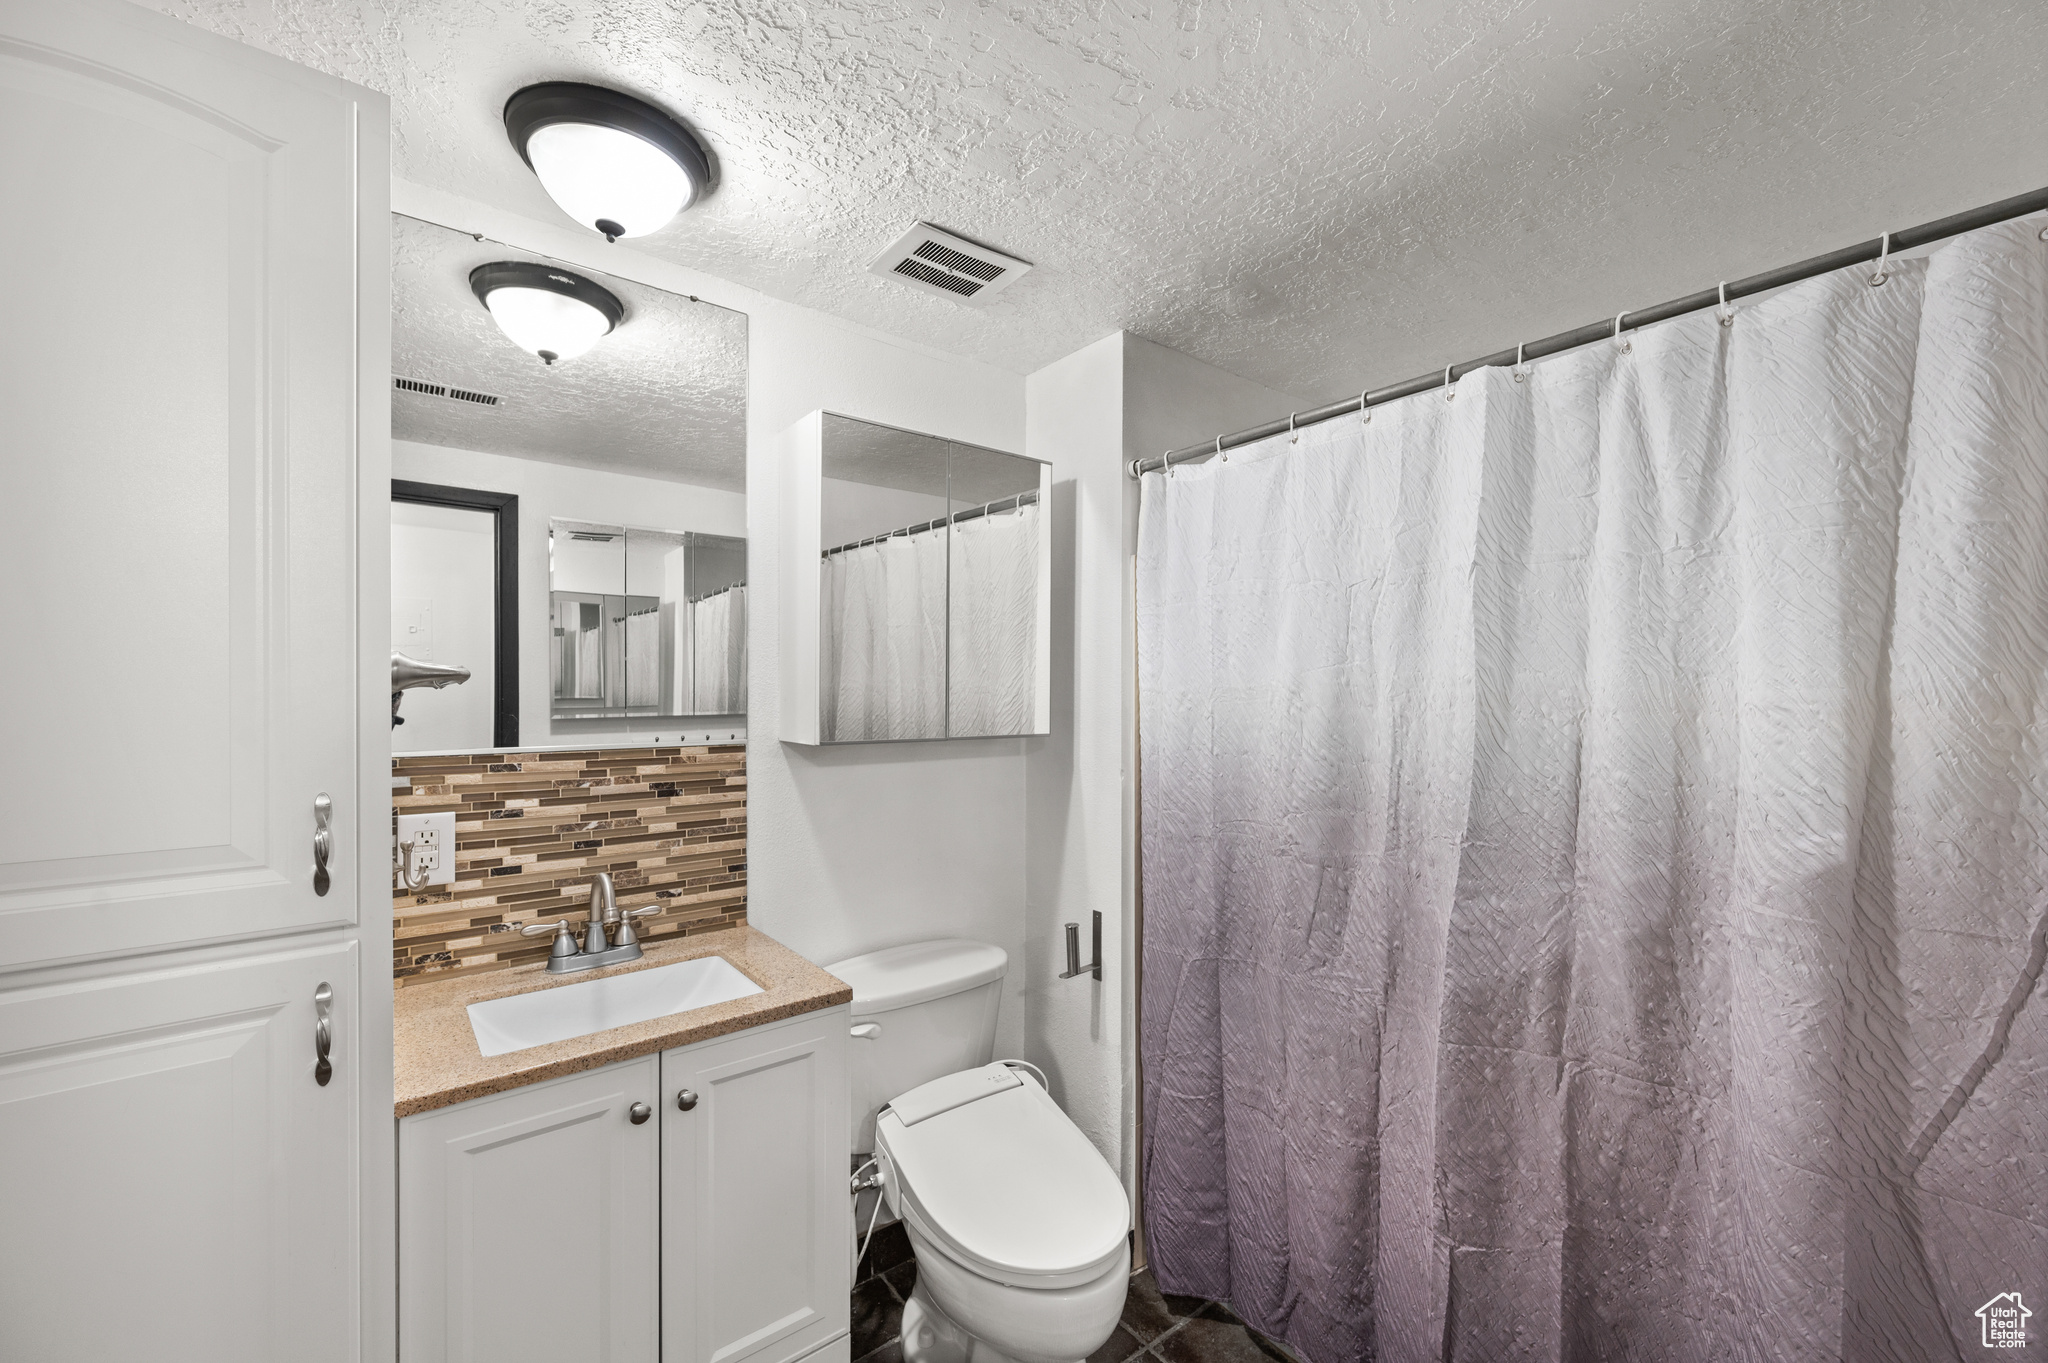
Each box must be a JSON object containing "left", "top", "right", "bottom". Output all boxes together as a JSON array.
[{"left": 394, "top": 812, "right": 457, "bottom": 888}]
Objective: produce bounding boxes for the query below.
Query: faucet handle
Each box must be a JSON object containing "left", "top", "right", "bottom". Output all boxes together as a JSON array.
[
  {"left": 492, "top": 919, "right": 580, "bottom": 961},
  {"left": 493, "top": 918, "right": 574, "bottom": 939},
  {"left": 613, "top": 905, "right": 661, "bottom": 949}
]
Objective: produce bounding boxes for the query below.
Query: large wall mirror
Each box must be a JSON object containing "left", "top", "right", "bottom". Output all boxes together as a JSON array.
[
  {"left": 388, "top": 212, "right": 746, "bottom": 754},
  {"left": 780, "top": 412, "right": 1050, "bottom": 744}
]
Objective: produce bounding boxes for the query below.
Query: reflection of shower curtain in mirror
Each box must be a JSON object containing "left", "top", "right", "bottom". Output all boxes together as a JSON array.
[
  {"left": 948, "top": 502, "right": 1039, "bottom": 736},
  {"left": 690, "top": 586, "right": 747, "bottom": 714},
  {"left": 623, "top": 606, "right": 660, "bottom": 709},
  {"left": 823, "top": 527, "right": 947, "bottom": 740}
]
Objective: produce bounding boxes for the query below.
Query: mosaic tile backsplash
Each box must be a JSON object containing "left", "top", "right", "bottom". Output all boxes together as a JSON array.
[{"left": 391, "top": 746, "right": 746, "bottom": 986}]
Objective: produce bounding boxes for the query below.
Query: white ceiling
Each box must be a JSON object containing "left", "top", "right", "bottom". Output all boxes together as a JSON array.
[
  {"left": 156, "top": 0, "right": 2048, "bottom": 408},
  {"left": 391, "top": 213, "right": 747, "bottom": 488}
]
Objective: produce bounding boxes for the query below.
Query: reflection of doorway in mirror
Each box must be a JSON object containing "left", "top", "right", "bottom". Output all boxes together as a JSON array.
[{"left": 391, "top": 502, "right": 496, "bottom": 752}]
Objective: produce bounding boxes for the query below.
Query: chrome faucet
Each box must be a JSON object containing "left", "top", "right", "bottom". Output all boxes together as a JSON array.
[
  {"left": 491, "top": 871, "right": 662, "bottom": 974},
  {"left": 585, "top": 872, "right": 617, "bottom": 954}
]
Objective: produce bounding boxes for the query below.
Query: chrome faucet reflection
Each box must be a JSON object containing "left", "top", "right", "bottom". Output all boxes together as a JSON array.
[
  {"left": 390, "top": 650, "right": 472, "bottom": 729},
  {"left": 492, "top": 871, "right": 662, "bottom": 974}
]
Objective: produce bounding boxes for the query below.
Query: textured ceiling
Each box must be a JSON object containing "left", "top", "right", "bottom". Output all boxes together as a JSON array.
[
  {"left": 155, "top": 0, "right": 2048, "bottom": 408},
  {"left": 391, "top": 212, "right": 747, "bottom": 488}
]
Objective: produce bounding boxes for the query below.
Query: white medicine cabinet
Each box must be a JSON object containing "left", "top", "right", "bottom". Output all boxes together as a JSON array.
[{"left": 779, "top": 412, "right": 1052, "bottom": 744}]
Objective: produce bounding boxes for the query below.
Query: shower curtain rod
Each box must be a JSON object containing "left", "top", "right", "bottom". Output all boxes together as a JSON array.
[
  {"left": 1129, "top": 182, "right": 2048, "bottom": 479},
  {"left": 819, "top": 488, "right": 1040, "bottom": 559}
]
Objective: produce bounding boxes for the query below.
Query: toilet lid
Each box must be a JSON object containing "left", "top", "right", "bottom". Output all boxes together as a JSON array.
[{"left": 876, "top": 1067, "right": 1130, "bottom": 1286}]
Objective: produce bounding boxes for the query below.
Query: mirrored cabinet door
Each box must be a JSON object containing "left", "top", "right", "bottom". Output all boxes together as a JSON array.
[{"left": 780, "top": 412, "right": 1050, "bottom": 745}]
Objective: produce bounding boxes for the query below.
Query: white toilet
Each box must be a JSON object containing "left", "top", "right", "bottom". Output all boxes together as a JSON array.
[{"left": 826, "top": 940, "right": 1130, "bottom": 1363}]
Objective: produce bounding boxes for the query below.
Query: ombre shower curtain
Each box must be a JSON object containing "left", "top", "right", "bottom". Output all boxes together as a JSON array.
[{"left": 1137, "top": 218, "right": 2048, "bottom": 1363}]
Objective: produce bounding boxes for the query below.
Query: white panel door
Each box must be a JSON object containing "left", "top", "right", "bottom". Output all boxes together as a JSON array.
[
  {"left": 665, "top": 1007, "right": 851, "bottom": 1363},
  {"left": 0, "top": 0, "right": 370, "bottom": 970},
  {"left": 399, "top": 1057, "right": 662, "bottom": 1363},
  {"left": 0, "top": 943, "right": 360, "bottom": 1363}
]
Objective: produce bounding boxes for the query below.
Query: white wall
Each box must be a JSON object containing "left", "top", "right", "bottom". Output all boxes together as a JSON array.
[
  {"left": 392, "top": 438, "right": 745, "bottom": 748},
  {"left": 1022, "top": 333, "right": 1306, "bottom": 1204},
  {"left": 747, "top": 294, "right": 1032, "bottom": 1061}
]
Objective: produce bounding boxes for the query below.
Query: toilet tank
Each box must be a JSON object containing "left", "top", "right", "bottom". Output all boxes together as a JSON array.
[{"left": 823, "top": 939, "right": 1007, "bottom": 1154}]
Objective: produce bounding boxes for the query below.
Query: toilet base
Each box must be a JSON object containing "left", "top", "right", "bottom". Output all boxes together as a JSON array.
[
  {"left": 901, "top": 1286, "right": 1021, "bottom": 1363},
  {"left": 896, "top": 1232, "right": 1129, "bottom": 1363}
]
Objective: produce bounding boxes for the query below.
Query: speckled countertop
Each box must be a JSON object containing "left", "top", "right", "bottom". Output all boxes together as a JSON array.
[{"left": 394, "top": 925, "right": 850, "bottom": 1118}]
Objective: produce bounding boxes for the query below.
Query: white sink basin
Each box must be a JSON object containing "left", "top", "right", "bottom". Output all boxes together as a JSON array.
[{"left": 467, "top": 955, "right": 765, "bottom": 1057}]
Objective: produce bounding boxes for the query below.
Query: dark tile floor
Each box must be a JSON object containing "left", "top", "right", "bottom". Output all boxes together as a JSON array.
[{"left": 851, "top": 1223, "right": 1303, "bottom": 1363}]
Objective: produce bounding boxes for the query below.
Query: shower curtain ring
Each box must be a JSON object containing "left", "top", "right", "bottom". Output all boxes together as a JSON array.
[
  {"left": 1870, "top": 230, "right": 1892, "bottom": 287},
  {"left": 1718, "top": 281, "right": 1735, "bottom": 327},
  {"left": 1359, "top": 388, "right": 1371, "bottom": 423},
  {"left": 1512, "top": 342, "right": 1528, "bottom": 382},
  {"left": 1289, "top": 413, "right": 1300, "bottom": 444},
  {"left": 1217, "top": 434, "right": 1226, "bottom": 463},
  {"left": 1166, "top": 449, "right": 1177, "bottom": 479},
  {"left": 1444, "top": 364, "right": 1456, "bottom": 400},
  {"left": 1614, "top": 311, "right": 1632, "bottom": 353}
]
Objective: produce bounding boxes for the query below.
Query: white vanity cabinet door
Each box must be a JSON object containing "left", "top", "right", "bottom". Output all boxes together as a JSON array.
[
  {"left": 664, "top": 1006, "right": 852, "bottom": 1363},
  {"left": 400, "top": 1057, "right": 661, "bottom": 1363}
]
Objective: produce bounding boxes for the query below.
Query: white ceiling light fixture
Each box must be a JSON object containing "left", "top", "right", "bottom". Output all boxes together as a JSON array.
[
  {"left": 504, "top": 83, "right": 710, "bottom": 242},
  {"left": 469, "top": 261, "right": 625, "bottom": 366}
]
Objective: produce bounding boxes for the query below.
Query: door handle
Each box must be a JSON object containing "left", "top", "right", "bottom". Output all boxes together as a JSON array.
[
  {"left": 850, "top": 1023, "right": 881, "bottom": 1040},
  {"left": 675, "top": 1088, "right": 699, "bottom": 1111},
  {"left": 313, "top": 982, "right": 333, "bottom": 1087},
  {"left": 313, "top": 793, "right": 334, "bottom": 897},
  {"left": 629, "top": 1102, "right": 652, "bottom": 1125}
]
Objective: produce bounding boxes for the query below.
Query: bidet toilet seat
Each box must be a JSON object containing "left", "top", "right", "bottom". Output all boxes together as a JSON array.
[{"left": 875, "top": 1064, "right": 1130, "bottom": 1290}]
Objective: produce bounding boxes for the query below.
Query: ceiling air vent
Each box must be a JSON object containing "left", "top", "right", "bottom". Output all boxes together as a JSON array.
[
  {"left": 868, "top": 223, "right": 1031, "bottom": 305},
  {"left": 395, "top": 376, "right": 503, "bottom": 407}
]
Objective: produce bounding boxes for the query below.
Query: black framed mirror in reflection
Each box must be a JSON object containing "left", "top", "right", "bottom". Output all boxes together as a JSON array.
[{"left": 387, "top": 212, "right": 747, "bottom": 755}]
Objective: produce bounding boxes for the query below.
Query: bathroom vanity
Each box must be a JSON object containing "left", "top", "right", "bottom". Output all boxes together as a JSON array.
[{"left": 395, "top": 928, "right": 852, "bottom": 1363}]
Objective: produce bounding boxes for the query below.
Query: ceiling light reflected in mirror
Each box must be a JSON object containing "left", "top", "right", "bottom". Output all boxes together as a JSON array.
[{"left": 468, "top": 260, "right": 624, "bottom": 365}]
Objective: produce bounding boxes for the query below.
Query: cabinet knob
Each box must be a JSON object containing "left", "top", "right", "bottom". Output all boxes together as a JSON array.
[
  {"left": 629, "top": 1102, "right": 652, "bottom": 1125},
  {"left": 675, "top": 1088, "right": 699, "bottom": 1112}
]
